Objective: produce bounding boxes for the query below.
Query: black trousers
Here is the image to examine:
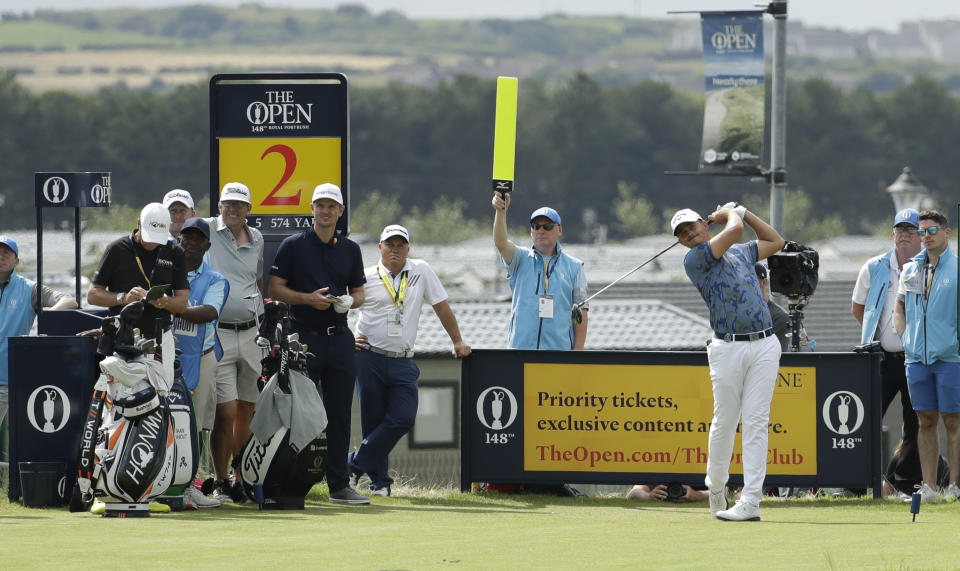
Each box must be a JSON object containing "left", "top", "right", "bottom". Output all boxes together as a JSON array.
[{"left": 296, "top": 326, "right": 356, "bottom": 493}]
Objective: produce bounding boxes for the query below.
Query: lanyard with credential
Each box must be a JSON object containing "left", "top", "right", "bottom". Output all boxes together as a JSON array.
[
  {"left": 378, "top": 265, "right": 409, "bottom": 310},
  {"left": 542, "top": 255, "right": 559, "bottom": 293},
  {"left": 130, "top": 236, "right": 154, "bottom": 288}
]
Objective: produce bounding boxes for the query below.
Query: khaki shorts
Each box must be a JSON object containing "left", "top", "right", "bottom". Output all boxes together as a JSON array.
[
  {"left": 215, "top": 326, "right": 261, "bottom": 404},
  {"left": 191, "top": 349, "right": 218, "bottom": 431}
]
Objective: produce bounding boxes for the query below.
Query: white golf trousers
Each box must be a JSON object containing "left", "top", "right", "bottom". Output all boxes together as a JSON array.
[{"left": 704, "top": 334, "right": 781, "bottom": 506}]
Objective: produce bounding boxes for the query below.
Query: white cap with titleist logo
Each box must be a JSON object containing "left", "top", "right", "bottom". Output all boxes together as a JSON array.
[
  {"left": 670, "top": 208, "right": 703, "bottom": 236},
  {"left": 139, "top": 202, "right": 171, "bottom": 245},
  {"left": 220, "top": 182, "right": 251, "bottom": 204},
  {"left": 162, "top": 188, "right": 194, "bottom": 209},
  {"left": 311, "top": 183, "right": 343, "bottom": 205},
  {"left": 379, "top": 224, "right": 410, "bottom": 243}
]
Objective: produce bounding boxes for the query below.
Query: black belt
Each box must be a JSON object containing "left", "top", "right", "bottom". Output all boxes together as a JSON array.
[
  {"left": 218, "top": 317, "right": 261, "bottom": 331},
  {"left": 716, "top": 328, "right": 775, "bottom": 342},
  {"left": 300, "top": 324, "right": 351, "bottom": 337},
  {"left": 202, "top": 346, "right": 215, "bottom": 355},
  {"left": 884, "top": 351, "right": 905, "bottom": 359}
]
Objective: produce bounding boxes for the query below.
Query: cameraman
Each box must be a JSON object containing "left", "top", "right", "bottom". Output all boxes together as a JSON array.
[
  {"left": 755, "top": 263, "right": 789, "bottom": 351},
  {"left": 626, "top": 484, "right": 709, "bottom": 502},
  {"left": 670, "top": 203, "right": 784, "bottom": 522}
]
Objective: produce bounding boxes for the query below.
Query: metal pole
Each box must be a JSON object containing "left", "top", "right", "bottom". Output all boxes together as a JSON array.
[
  {"left": 769, "top": 1, "right": 788, "bottom": 233},
  {"left": 74, "top": 207, "right": 82, "bottom": 304}
]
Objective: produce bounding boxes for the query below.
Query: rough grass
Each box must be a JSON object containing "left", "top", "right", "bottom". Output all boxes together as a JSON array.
[{"left": 2, "top": 479, "right": 959, "bottom": 569}]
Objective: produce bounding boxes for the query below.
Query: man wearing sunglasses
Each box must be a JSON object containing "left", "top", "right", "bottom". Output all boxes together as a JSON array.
[
  {"left": 852, "top": 208, "right": 921, "bottom": 496},
  {"left": 894, "top": 209, "right": 960, "bottom": 503},
  {"left": 491, "top": 192, "right": 588, "bottom": 351}
]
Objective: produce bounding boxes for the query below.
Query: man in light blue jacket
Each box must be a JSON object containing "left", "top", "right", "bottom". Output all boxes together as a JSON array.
[
  {"left": 894, "top": 210, "right": 960, "bottom": 503},
  {"left": 491, "top": 193, "right": 588, "bottom": 350}
]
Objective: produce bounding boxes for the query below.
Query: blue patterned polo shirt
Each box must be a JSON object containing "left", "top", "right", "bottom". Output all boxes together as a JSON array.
[{"left": 684, "top": 241, "right": 772, "bottom": 336}]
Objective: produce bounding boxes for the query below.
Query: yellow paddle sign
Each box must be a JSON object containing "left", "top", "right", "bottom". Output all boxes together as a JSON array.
[{"left": 492, "top": 76, "right": 518, "bottom": 194}]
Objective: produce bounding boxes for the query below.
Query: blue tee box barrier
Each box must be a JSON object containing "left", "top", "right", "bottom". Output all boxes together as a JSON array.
[
  {"left": 461, "top": 350, "right": 882, "bottom": 497},
  {"left": 8, "top": 336, "right": 98, "bottom": 504}
]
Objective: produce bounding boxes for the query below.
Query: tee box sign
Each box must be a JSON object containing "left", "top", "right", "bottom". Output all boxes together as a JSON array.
[{"left": 210, "top": 74, "right": 349, "bottom": 235}]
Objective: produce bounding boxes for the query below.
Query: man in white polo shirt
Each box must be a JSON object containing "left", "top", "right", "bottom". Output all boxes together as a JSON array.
[{"left": 348, "top": 224, "right": 471, "bottom": 496}]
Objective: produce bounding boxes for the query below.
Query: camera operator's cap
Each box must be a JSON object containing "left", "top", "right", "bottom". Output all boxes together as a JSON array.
[
  {"left": 380, "top": 224, "right": 410, "bottom": 243},
  {"left": 670, "top": 208, "right": 702, "bottom": 235},
  {"left": 755, "top": 263, "right": 768, "bottom": 279},
  {"left": 312, "top": 183, "right": 343, "bottom": 205},
  {"left": 894, "top": 208, "right": 919, "bottom": 228},
  {"left": 162, "top": 188, "right": 194, "bottom": 210},
  {"left": 530, "top": 207, "right": 561, "bottom": 225},
  {"left": 139, "top": 202, "right": 171, "bottom": 245},
  {"left": 180, "top": 217, "right": 210, "bottom": 239},
  {"left": 219, "top": 182, "right": 251, "bottom": 204},
  {"left": 0, "top": 235, "right": 18, "bottom": 257}
]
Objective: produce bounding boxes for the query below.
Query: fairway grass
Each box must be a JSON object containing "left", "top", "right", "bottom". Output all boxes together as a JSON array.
[{"left": 2, "top": 486, "right": 959, "bottom": 569}]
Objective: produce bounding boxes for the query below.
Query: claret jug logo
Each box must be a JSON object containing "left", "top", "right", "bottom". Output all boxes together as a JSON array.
[
  {"left": 42, "top": 176, "right": 69, "bottom": 204},
  {"left": 26, "top": 385, "right": 70, "bottom": 433},
  {"left": 822, "top": 391, "right": 864, "bottom": 435},
  {"left": 476, "top": 386, "right": 517, "bottom": 431}
]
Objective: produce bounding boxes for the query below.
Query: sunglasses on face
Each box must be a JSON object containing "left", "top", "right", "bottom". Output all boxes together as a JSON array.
[
  {"left": 531, "top": 222, "right": 556, "bottom": 231},
  {"left": 894, "top": 226, "right": 918, "bottom": 235},
  {"left": 917, "top": 226, "right": 941, "bottom": 236}
]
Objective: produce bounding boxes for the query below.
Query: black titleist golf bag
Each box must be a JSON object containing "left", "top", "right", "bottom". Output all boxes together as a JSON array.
[
  {"left": 238, "top": 300, "right": 328, "bottom": 510},
  {"left": 70, "top": 302, "right": 176, "bottom": 516}
]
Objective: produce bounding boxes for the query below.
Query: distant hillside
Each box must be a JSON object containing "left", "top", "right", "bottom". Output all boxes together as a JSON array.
[{"left": 3, "top": 6, "right": 960, "bottom": 93}]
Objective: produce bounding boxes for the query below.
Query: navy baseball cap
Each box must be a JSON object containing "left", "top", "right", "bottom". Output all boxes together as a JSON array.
[
  {"left": 755, "top": 263, "right": 768, "bottom": 279},
  {"left": 0, "top": 235, "right": 19, "bottom": 257},
  {"left": 180, "top": 217, "right": 210, "bottom": 239},
  {"left": 530, "top": 207, "right": 561, "bottom": 225},
  {"left": 894, "top": 208, "right": 919, "bottom": 228}
]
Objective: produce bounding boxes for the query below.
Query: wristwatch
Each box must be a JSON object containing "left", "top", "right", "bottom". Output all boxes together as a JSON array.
[{"left": 116, "top": 291, "right": 124, "bottom": 306}]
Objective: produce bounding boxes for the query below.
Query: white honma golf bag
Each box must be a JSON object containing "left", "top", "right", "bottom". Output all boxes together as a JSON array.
[{"left": 88, "top": 355, "right": 176, "bottom": 504}]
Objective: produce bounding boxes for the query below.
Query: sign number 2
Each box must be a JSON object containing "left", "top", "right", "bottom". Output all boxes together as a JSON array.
[{"left": 260, "top": 144, "right": 301, "bottom": 206}]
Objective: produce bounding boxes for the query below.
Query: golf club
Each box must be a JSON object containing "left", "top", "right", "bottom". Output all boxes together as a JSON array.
[{"left": 571, "top": 240, "right": 680, "bottom": 325}]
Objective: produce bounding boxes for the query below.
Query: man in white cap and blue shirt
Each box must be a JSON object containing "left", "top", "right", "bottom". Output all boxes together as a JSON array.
[
  {"left": 0, "top": 235, "right": 78, "bottom": 425},
  {"left": 349, "top": 224, "right": 471, "bottom": 496},
  {"left": 491, "top": 193, "right": 588, "bottom": 350},
  {"left": 269, "top": 182, "right": 369, "bottom": 504},
  {"left": 203, "top": 182, "right": 264, "bottom": 502},
  {"left": 671, "top": 202, "right": 784, "bottom": 521}
]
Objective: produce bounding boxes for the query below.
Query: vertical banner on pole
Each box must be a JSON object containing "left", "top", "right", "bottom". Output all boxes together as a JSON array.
[
  {"left": 492, "top": 76, "right": 518, "bottom": 194},
  {"left": 698, "top": 11, "right": 765, "bottom": 175}
]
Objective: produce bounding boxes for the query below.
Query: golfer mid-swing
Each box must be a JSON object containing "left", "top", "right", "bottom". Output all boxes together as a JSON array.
[{"left": 671, "top": 203, "right": 784, "bottom": 522}]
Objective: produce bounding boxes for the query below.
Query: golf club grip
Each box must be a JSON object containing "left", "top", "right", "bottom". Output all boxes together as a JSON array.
[{"left": 579, "top": 241, "right": 680, "bottom": 306}]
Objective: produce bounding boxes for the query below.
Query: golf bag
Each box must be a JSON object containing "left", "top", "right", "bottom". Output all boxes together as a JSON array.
[
  {"left": 238, "top": 300, "right": 329, "bottom": 510},
  {"left": 70, "top": 302, "right": 177, "bottom": 512},
  {"left": 159, "top": 361, "right": 200, "bottom": 497}
]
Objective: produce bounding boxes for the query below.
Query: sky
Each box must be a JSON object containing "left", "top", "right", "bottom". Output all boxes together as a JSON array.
[{"left": 5, "top": 0, "right": 960, "bottom": 33}]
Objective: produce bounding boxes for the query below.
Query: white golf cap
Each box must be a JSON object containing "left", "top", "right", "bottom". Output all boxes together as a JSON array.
[
  {"left": 220, "top": 182, "right": 251, "bottom": 204},
  {"left": 139, "top": 202, "right": 171, "bottom": 245},
  {"left": 379, "top": 224, "right": 410, "bottom": 243},
  {"left": 162, "top": 188, "right": 194, "bottom": 209},
  {"left": 670, "top": 208, "right": 703, "bottom": 236},
  {"left": 312, "top": 183, "right": 343, "bottom": 205}
]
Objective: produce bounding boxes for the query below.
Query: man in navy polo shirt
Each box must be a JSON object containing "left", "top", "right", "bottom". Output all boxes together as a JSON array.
[
  {"left": 671, "top": 203, "right": 784, "bottom": 522},
  {"left": 269, "top": 183, "right": 368, "bottom": 505}
]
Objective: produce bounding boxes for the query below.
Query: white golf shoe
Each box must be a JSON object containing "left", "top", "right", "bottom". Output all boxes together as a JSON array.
[
  {"left": 709, "top": 489, "right": 728, "bottom": 517},
  {"left": 716, "top": 500, "right": 761, "bottom": 522}
]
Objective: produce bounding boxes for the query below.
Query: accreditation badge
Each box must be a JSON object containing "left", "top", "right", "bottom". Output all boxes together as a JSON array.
[
  {"left": 538, "top": 294, "right": 554, "bottom": 319},
  {"left": 387, "top": 308, "right": 403, "bottom": 337}
]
